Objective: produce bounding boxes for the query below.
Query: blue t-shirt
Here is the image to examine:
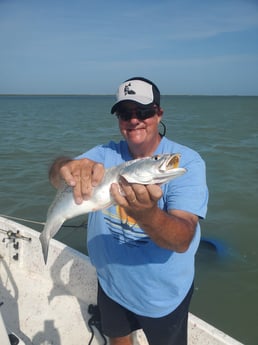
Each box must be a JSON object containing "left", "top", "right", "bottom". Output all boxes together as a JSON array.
[{"left": 77, "top": 137, "right": 208, "bottom": 317}]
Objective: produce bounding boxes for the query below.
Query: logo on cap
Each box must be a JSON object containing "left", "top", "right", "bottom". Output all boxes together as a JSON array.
[{"left": 124, "top": 83, "right": 136, "bottom": 95}]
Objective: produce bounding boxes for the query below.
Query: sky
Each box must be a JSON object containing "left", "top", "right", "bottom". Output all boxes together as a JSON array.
[{"left": 0, "top": 0, "right": 258, "bottom": 95}]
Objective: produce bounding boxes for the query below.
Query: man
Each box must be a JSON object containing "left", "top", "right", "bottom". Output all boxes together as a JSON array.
[{"left": 49, "top": 77, "right": 208, "bottom": 345}]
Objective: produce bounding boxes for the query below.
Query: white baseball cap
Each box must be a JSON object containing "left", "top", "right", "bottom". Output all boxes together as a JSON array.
[{"left": 111, "top": 77, "right": 160, "bottom": 114}]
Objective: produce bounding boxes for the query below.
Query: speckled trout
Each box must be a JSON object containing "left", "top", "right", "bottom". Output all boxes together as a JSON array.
[{"left": 40, "top": 154, "right": 186, "bottom": 264}]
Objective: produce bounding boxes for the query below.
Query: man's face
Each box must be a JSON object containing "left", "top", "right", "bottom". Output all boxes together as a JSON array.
[{"left": 116, "top": 101, "right": 163, "bottom": 151}]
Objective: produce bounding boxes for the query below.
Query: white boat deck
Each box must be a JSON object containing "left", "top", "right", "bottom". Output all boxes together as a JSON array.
[{"left": 0, "top": 216, "right": 243, "bottom": 345}]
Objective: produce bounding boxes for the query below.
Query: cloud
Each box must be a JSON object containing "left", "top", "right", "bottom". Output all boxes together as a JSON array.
[
  {"left": 0, "top": 0, "right": 257, "bottom": 95},
  {"left": 146, "top": 0, "right": 258, "bottom": 40}
]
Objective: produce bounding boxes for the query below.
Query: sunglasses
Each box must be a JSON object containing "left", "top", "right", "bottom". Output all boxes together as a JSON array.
[{"left": 116, "top": 107, "right": 157, "bottom": 121}]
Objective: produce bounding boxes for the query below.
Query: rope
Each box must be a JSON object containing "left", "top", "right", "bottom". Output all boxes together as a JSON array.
[
  {"left": 87, "top": 305, "right": 107, "bottom": 345},
  {"left": 0, "top": 214, "right": 87, "bottom": 229},
  {"left": 0, "top": 214, "right": 45, "bottom": 226}
]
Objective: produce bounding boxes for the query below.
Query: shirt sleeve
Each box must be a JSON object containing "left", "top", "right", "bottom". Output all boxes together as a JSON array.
[
  {"left": 164, "top": 151, "right": 208, "bottom": 219},
  {"left": 76, "top": 145, "right": 105, "bottom": 163}
]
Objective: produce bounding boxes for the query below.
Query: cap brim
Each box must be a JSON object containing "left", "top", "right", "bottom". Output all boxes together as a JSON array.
[{"left": 111, "top": 100, "right": 154, "bottom": 114}]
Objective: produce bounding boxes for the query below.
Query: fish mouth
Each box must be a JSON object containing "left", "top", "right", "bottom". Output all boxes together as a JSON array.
[
  {"left": 166, "top": 154, "right": 180, "bottom": 169},
  {"left": 159, "top": 153, "right": 181, "bottom": 171}
]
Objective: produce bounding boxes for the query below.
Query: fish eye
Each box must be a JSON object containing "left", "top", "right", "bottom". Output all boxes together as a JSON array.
[{"left": 153, "top": 155, "right": 160, "bottom": 161}]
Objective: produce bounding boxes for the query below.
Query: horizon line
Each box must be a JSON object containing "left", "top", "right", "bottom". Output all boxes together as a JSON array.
[{"left": 0, "top": 93, "right": 257, "bottom": 97}]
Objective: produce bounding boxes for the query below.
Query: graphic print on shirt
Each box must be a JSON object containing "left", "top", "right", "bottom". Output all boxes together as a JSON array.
[{"left": 102, "top": 205, "right": 149, "bottom": 246}]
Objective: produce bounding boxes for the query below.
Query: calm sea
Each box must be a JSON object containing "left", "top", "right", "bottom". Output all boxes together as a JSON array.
[{"left": 0, "top": 95, "right": 257, "bottom": 344}]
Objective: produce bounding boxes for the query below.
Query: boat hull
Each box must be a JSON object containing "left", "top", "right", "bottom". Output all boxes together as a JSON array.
[{"left": 0, "top": 216, "right": 242, "bottom": 345}]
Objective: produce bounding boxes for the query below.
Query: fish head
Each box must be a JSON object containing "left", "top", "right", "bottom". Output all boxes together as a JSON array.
[{"left": 120, "top": 153, "right": 186, "bottom": 184}]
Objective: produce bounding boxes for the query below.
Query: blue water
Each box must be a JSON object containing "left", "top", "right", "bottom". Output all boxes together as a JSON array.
[{"left": 0, "top": 95, "right": 257, "bottom": 344}]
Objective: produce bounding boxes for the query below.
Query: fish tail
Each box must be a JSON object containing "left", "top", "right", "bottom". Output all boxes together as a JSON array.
[
  {"left": 39, "top": 231, "right": 50, "bottom": 265},
  {"left": 39, "top": 217, "right": 66, "bottom": 264}
]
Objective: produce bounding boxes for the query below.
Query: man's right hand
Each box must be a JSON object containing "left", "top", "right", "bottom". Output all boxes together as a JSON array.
[{"left": 49, "top": 157, "right": 105, "bottom": 204}]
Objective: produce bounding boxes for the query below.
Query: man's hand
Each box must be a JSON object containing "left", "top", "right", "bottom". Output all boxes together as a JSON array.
[
  {"left": 110, "top": 176, "right": 163, "bottom": 220},
  {"left": 49, "top": 157, "right": 105, "bottom": 204},
  {"left": 110, "top": 176, "right": 198, "bottom": 252}
]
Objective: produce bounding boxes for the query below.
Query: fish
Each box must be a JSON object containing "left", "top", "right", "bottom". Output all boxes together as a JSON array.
[{"left": 39, "top": 153, "right": 186, "bottom": 264}]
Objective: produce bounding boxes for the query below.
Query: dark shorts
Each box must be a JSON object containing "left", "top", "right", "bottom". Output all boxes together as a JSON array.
[{"left": 97, "top": 282, "right": 194, "bottom": 345}]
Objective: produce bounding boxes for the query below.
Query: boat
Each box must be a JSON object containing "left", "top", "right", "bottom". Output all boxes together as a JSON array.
[{"left": 0, "top": 215, "right": 243, "bottom": 345}]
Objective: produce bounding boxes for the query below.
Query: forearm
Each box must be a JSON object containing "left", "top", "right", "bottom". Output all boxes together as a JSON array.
[
  {"left": 135, "top": 207, "right": 197, "bottom": 253},
  {"left": 110, "top": 181, "right": 198, "bottom": 252}
]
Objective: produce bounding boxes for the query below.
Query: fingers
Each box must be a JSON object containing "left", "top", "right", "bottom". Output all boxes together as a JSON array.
[
  {"left": 145, "top": 184, "right": 163, "bottom": 201},
  {"left": 110, "top": 182, "right": 126, "bottom": 206},
  {"left": 59, "top": 159, "right": 105, "bottom": 204},
  {"left": 49, "top": 156, "right": 72, "bottom": 188},
  {"left": 60, "top": 164, "right": 77, "bottom": 187},
  {"left": 91, "top": 163, "right": 105, "bottom": 186},
  {"left": 110, "top": 177, "right": 139, "bottom": 208},
  {"left": 111, "top": 177, "right": 163, "bottom": 211}
]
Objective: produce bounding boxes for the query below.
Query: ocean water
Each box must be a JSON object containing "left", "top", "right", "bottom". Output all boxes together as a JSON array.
[{"left": 0, "top": 95, "right": 257, "bottom": 344}]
